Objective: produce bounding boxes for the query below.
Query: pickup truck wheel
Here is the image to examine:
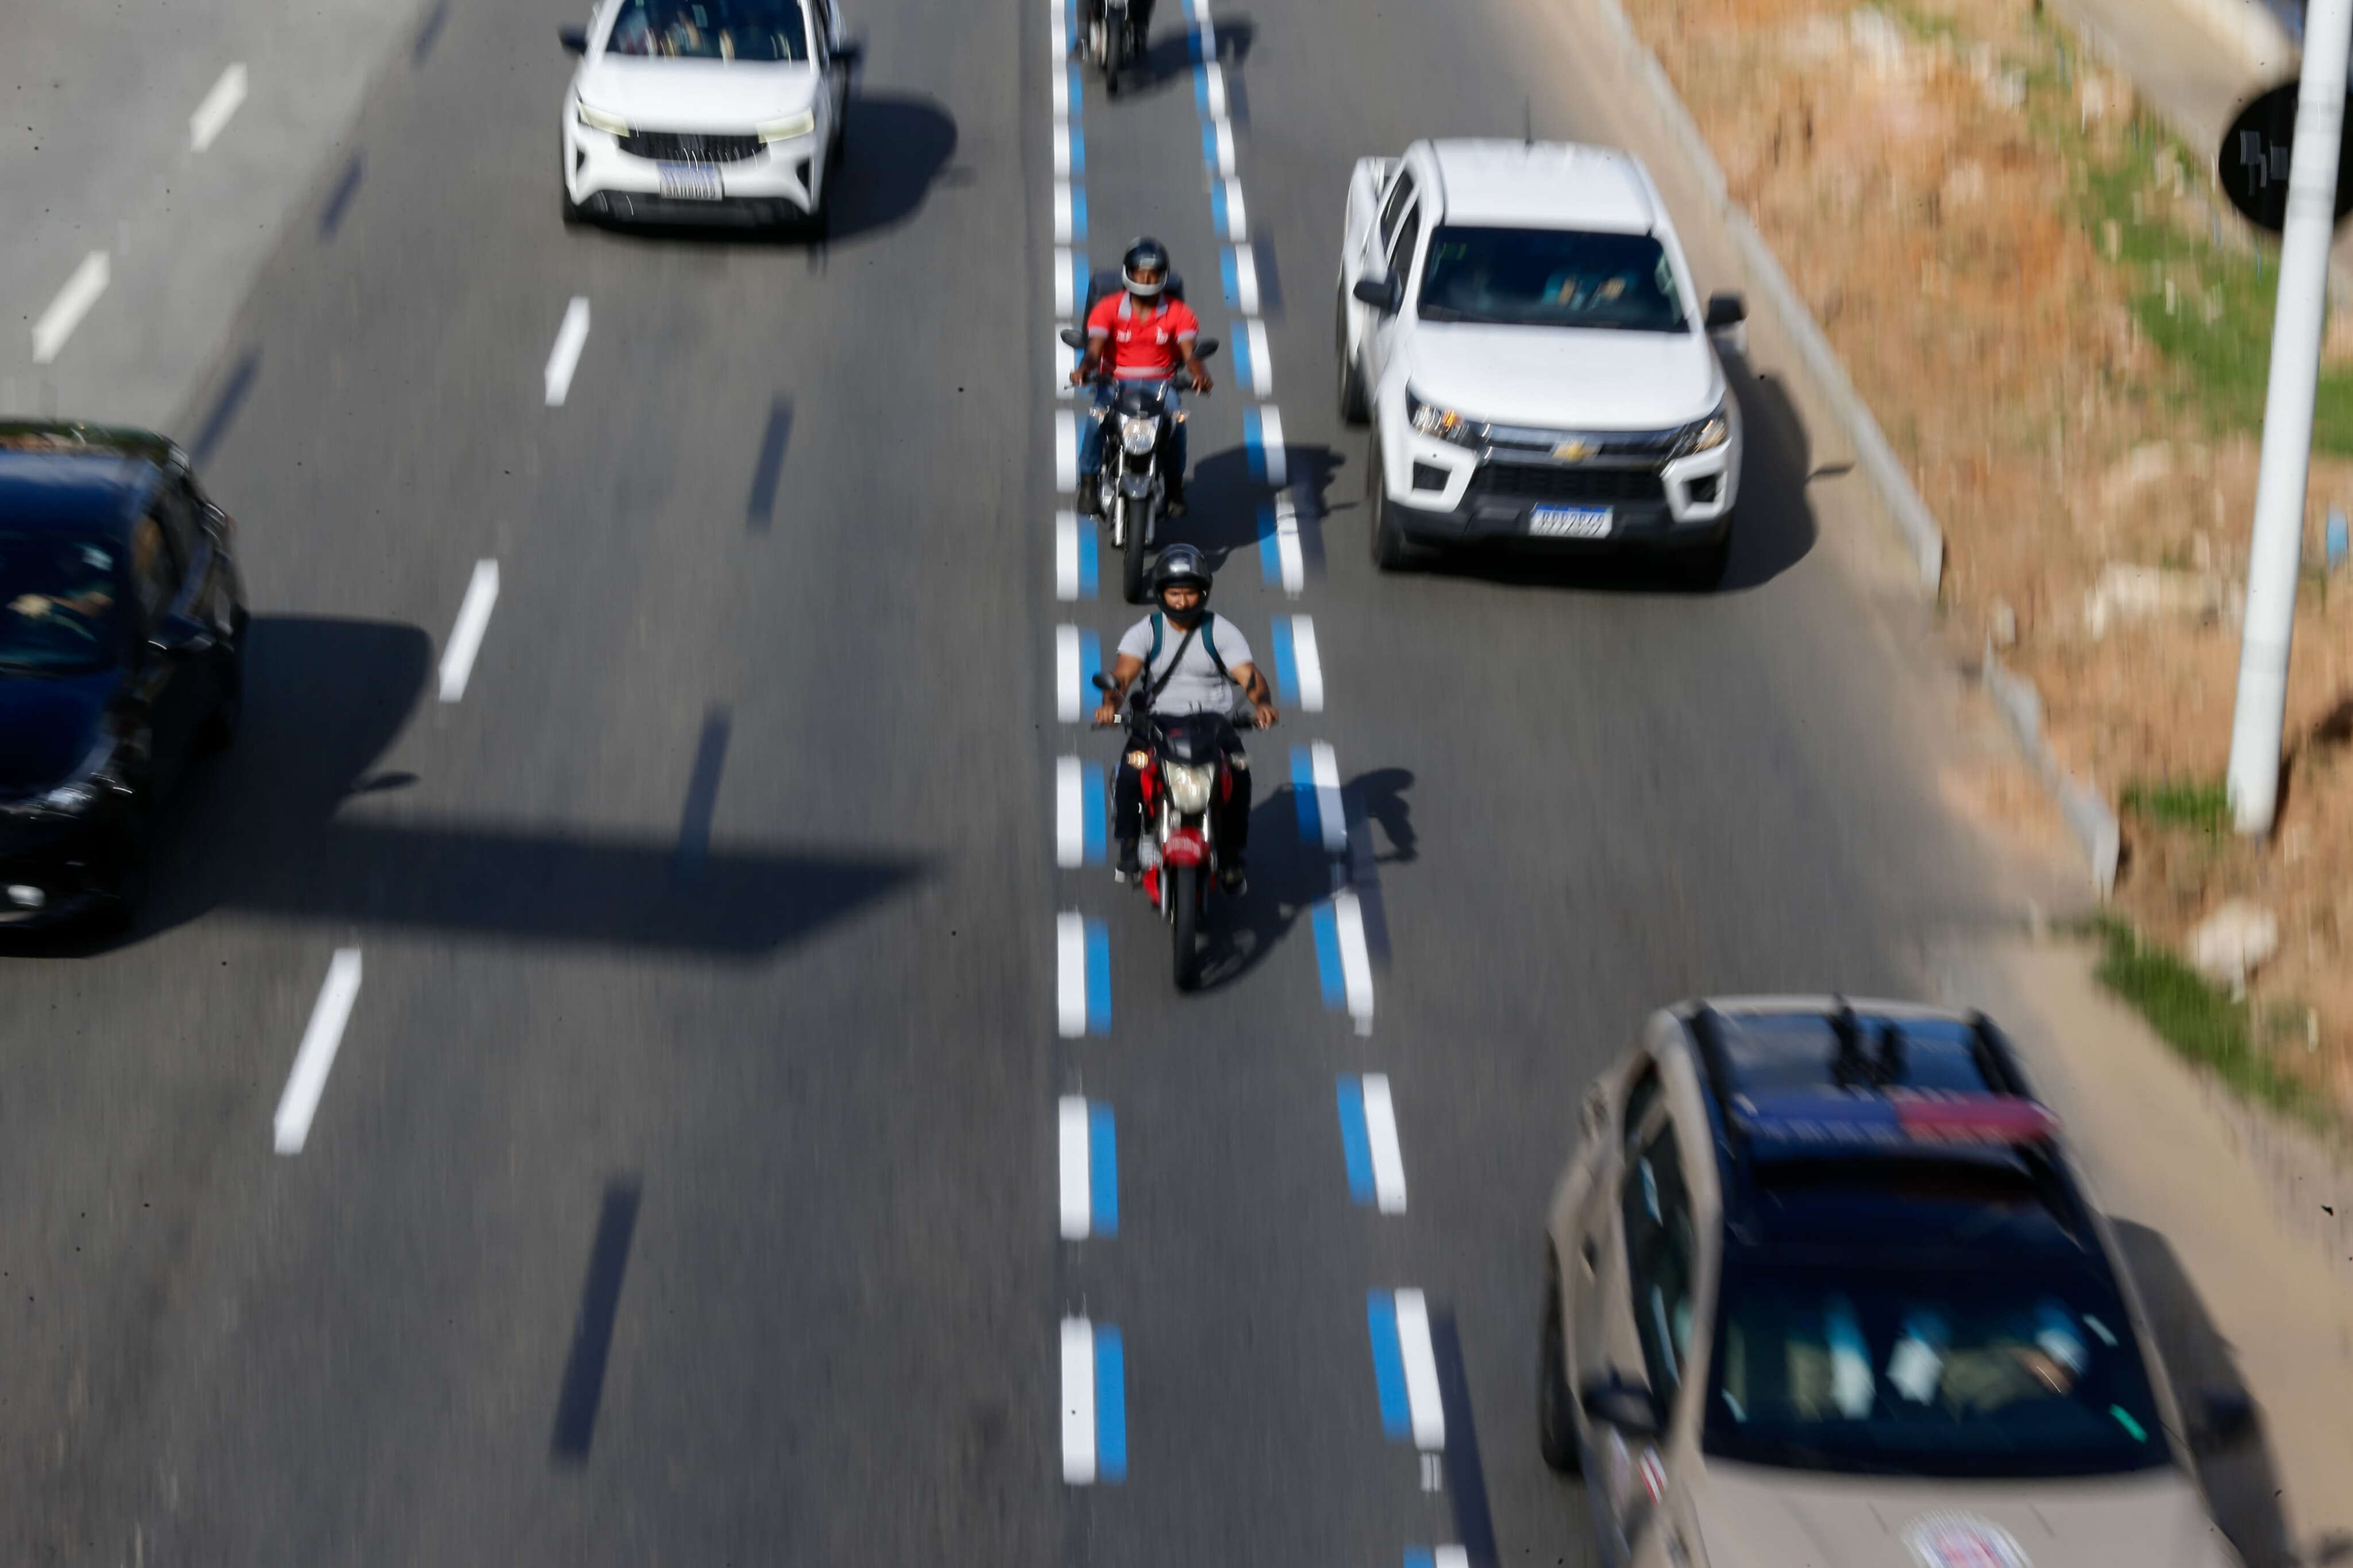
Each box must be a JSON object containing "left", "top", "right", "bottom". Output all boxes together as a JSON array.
[{"left": 1336, "top": 289, "right": 1370, "bottom": 424}]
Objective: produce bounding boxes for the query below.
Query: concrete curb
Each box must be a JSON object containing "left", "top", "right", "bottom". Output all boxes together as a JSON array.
[
  {"left": 2173, "top": 0, "right": 2301, "bottom": 67},
  {"left": 1590, "top": 0, "right": 2127, "bottom": 894}
]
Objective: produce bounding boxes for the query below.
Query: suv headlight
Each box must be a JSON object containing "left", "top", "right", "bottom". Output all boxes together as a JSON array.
[
  {"left": 1406, "top": 387, "right": 1481, "bottom": 448},
  {"left": 1672, "top": 403, "right": 1731, "bottom": 458},
  {"left": 574, "top": 101, "right": 631, "bottom": 137},
  {"left": 1121, "top": 415, "right": 1159, "bottom": 455},
  {"left": 1162, "top": 760, "right": 1215, "bottom": 814},
  {"left": 758, "top": 110, "right": 817, "bottom": 142}
]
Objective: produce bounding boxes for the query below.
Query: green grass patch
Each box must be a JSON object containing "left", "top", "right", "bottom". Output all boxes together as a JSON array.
[
  {"left": 2087, "top": 918, "right": 2328, "bottom": 1127},
  {"left": 2118, "top": 777, "right": 2229, "bottom": 835}
]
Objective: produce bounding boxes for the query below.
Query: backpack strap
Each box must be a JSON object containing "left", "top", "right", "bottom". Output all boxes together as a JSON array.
[
  {"left": 1198, "top": 616, "right": 1232, "bottom": 683},
  {"left": 1145, "top": 613, "right": 1203, "bottom": 704}
]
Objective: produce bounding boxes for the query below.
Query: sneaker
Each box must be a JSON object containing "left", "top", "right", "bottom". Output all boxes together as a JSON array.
[
  {"left": 1114, "top": 839, "right": 1143, "bottom": 883},
  {"left": 1077, "top": 482, "right": 1102, "bottom": 519},
  {"left": 1164, "top": 483, "right": 1189, "bottom": 518},
  {"left": 1217, "top": 861, "right": 1247, "bottom": 896}
]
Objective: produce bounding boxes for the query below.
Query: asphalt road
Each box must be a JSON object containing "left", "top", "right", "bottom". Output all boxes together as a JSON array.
[{"left": 0, "top": 0, "right": 2002, "bottom": 1559}]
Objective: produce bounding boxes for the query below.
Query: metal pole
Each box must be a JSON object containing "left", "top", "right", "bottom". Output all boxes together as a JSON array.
[{"left": 2228, "top": 0, "right": 2353, "bottom": 835}]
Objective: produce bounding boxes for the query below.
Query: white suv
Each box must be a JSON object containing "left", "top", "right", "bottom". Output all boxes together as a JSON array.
[{"left": 1336, "top": 140, "right": 1746, "bottom": 581}]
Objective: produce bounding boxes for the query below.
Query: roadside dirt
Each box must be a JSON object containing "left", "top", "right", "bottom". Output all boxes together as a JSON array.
[{"left": 1627, "top": 0, "right": 2353, "bottom": 1113}]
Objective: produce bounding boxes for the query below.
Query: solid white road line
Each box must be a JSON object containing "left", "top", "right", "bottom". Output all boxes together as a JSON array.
[
  {"left": 1055, "top": 246, "right": 1077, "bottom": 316},
  {"left": 1232, "top": 245, "right": 1260, "bottom": 314},
  {"left": 1050, "top": 7, "right": 1067, "bottom": 54},
  {"left": 437, "top": 559, "right": 500, "bottom": 702},
  {"left": 1051, "top": 63, "right": 1071, "bottom": 115},
  {"left": 1393, "top": 1288, "right": 1447, "bottom": 1450},
  {"left": 1055, "top": 181, "right": 1077, "bottom": 244},
  {"left": 1310, "top": 741, "right": 1345, "bottom": 853},
  {"left": 1056, "top": 509, "right": 1082, "bottom": 601},
  {"left": 1054, "top": 122, "right": 1074, "bottom": 176},
  {"left": 1055, "top": 625, "right": 1083, "bottom": 723},
  {"left": 1055, "top": 410, "right": 1079, "bottom": 492},
  {"left": 1056, "top": 755, "right": 1085, "bottom": 867},
  {"left": 1061, "top": 1317, "right": 1098, "bottom": 1481},
  {"left": 189, "top": 63, "right": 249, "bottom": 151},
  {"left": 1203, "top": 64, "right": 1228, "bottom": 118},
  {"left": 1212, "top": 119, "right": 1237, "bottom": 177},
  {"left": 1436, "top": 1550, "right": 1471, "bottom": 1568},
  {"left": 1271, "top": 492, "right": 1304, "bottom": 597},
  {"left": 273, "top": 949, "right": 363, "bottom": 1154},
  {"left": 1059, "top": 1096, "right": 1092, "bottom": 1238},
  {"left": 1361, "top": 1072, "right": 1407, "bottom": 1213},
  {"left": 1258, "top": 404, "right": 1288, "bottom": 488},
  {"left": 31, "top": 252, "right": 110, "bottom": 365},
  {"left": 1290, "top": 614, "right": 1325, "bottom": 712},
  {"left": 1056, "top": 910, "right": 1089, "bottom": 1037},
  {"left": 1336, "top": 889, "right": 1375, "bottom": 1033},
  {"left": 543, "top": 297, "right": 591, "bottom": 407},
  {"left": 1246, "top": 319, "right": 1272, "bottom": 396},
  {"left": 1221, "top": 178, "right": 1248, "bottom": 240}
]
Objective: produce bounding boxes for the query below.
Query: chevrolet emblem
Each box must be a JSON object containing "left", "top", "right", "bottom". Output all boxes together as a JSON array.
[{"left": 1553, "top": 439, "right": 1593, "bottom": 462}]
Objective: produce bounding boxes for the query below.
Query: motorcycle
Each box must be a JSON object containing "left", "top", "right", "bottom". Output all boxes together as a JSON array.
[
  {"left": 1084, "top": 0, "right": 1142, "bottom": 93},
  {"left": 1059, "top": 317, "right": 1218, "bottom": 605},
  {"left": 1094, "top": 672, "right": 1238, "bottom": 990}
]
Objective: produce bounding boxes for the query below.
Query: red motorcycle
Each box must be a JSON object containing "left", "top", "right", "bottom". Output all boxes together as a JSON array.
[{"left": 1094, "top": 673, "right": 1235, "bottom": 990}]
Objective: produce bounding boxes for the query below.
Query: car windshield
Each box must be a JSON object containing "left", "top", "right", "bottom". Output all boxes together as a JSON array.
[
  {"left": 1705, "top": 1254, "right": 2171, "bottom": 1479},
  {"left": 1417, "top": 226, "right": 1688, "bottom": 333},
  {"left": 605, "top": 0, "right": 809, "bottom": 60},
  {"left": 0, "top": 532, "right": 119, "bottom": 675}
]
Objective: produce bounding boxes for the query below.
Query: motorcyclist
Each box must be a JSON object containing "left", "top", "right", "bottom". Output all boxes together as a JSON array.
[
  {"left": 1091, "top": 545, "right": 1276, "bottom": 891},
  {"left": 1070, "top": 237, "right": 1212, "bottom": 518},
  {"left": 1078, "top": 0, "right": 1156, "bottom": 66}
]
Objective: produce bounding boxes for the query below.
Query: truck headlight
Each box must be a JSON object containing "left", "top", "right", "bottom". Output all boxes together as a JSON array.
[
  {"left": 1162, "top": 761, "right": 1215, "bottom": 814},
  {"left": 757, "top": 110, "right": 817, "bottom": 142},
  {"left": 1121, "top": 416, "right": 1159, "bottom": 455},
  {"left": 574, "top": 101, "right": 631, "bottom": 137},
  {"left": 1406, "top": 387, "right": 1480, "bottom": 448},
  {"left": 1673, "top": 404, "right": 1731, "bottom": 457}
]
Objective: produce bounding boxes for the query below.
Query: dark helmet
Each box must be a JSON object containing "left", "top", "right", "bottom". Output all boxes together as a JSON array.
[
  {"left": 1121, "top": 236, "right": 1171, "bottom": 298},
  {"left": 1152, "top": 543, "right": 1212, "bottom": 613}
]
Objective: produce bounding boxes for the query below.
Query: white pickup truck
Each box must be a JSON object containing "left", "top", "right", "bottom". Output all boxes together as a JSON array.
[{"left": 1336, "top": 139, "right": 1746, "bottom": 581}]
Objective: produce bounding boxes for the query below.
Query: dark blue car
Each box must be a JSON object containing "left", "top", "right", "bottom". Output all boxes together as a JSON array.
[{"left": 0, "top": 423, "right": 246, "bottom": 931}]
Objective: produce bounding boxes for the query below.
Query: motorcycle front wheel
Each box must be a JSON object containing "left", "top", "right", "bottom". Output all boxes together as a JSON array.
[
  {"left": 1171, "top": 863, "right": 1201, "bottom": 991},
  {"left": 1121, "top": 497, "right": 1151, "bottom": 603}
]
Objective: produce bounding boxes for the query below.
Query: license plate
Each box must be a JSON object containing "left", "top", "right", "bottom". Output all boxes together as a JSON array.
[
  {"left": 1529, "top": 505, "right": 1612, "bottom": 539},
  {"left": 657, "top": 163, "right": 722, "bottom": 200}
]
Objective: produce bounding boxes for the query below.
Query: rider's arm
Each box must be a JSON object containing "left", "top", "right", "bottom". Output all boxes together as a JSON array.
[
  {"left": 1228, "top": 661, "right": 1278, "bottom": 729},
  {"left": 1092, "top": 651, "right": 1147, "bottom": 726},
  {"left": 1173, "top": 303, "right": 1212, "bottom": 391}
]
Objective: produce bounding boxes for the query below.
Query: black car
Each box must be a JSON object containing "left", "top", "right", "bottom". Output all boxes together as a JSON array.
[{"left": 0, "top": 422, "right": 246, "bottom": 930}]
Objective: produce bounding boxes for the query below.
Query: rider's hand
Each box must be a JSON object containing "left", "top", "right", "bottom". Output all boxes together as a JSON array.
[
  {"left": 1091, "top": 699, "right": 1121, "bottom": 728},
  {"left": 1250, "top": 698, "right": 1279, "bottom": 731},
  {"left": 1069, "top": 364, "right": 1088, "bottom": 388},
  {"left": 1189, "top": 365, "right": 1214, "bottom": 394}
]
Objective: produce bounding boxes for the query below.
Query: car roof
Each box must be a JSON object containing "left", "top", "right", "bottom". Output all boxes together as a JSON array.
[
  {"left": 1421, "top": 139, "right": 1659, "bottom": 232},
  {"left": 0, "top": 422, "right": 170, "bottom": 538}
]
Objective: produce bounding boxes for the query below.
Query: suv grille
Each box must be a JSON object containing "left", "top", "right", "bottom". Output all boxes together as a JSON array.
[
  {"left": 618, "top": 130, "right": 762, "bottom": 164},
  {"left": 1468, "top": 462, "right": 1666, "bottom": 504}
]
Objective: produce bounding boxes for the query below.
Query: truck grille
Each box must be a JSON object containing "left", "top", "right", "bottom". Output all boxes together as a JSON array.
[
  {"left": 618, "top": 130, "right": 762, "bottom": 164},
  {"left": 1467, "top": 462, "right": 1666, "bottom": 504}
]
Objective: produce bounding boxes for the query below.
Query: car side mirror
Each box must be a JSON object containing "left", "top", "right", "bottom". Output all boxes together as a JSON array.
[
  {"left": 147, "top": 612, "right": 211, "bottom": 658},
  {"left": 559, "top": 22, "right": 590, "bottom": 52},
  {"left": 1058, "top": 327, "right": 1087, "bottom": 350},
  {"left": 1193, "top": 337, "right": 1220, "bottom": 358},
  {"left": 834, "top": 34, "right": 864, "bottom": 63},
  {"left": 2189, "top": 1386, "right": 2256, "bottom": 1454},
  {"left": 1704, "top": 292, "right": 1748, "bottom": 331},
  {"left": 1580, "top": 1373, "right": 1661, "bottom": 1440},
  {"left": 1353, "top": 273, "right": 1400, "bottom": 314}
]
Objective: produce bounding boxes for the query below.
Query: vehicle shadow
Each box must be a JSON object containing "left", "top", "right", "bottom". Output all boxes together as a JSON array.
[
  {"left": 1193, "top": 763, "right": 1410, "bottom": 992},
  {"left": 1106, "top": 14, "right": 1256, "bottom": 99},
  {"left": 1399, "top": 349, "right": 1817, "bottom": 596},
  {"left": 1162, "top": 442, "right": 1347, "bottom": 586},
  {"left": 576, "top": 92, "right": 958, "bottom": 249},
  {"left": 9, "top": 615, "right": 920, "bottom": 959},
  {"left": 2108, "top": 1221, "right": 2294, "bottom": 1568}
]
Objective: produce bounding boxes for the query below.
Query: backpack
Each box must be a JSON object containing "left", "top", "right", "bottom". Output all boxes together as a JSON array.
[{"left": 1144, "top": 612, "right": 1230, "bottom": 699}]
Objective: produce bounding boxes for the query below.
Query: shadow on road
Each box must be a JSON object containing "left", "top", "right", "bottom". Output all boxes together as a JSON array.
[
  {"left": 2109, "top": 1221, "right": 2294, "bottom": 1568},
  {"left": 12, "top": 616, "right": 920, "bottom": 959},
  {"left": 1191, "top": 763, "right": 1411, "bottom": 992},
  {"left": 1165, "top": 441, "right": 1345, "bottom": 588}
]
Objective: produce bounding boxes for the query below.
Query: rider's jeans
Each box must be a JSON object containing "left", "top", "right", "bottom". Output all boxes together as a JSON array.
[
  {"left": 1114, "top": 713, "right": 1251, "bottom": 859},
  {"left": 1079, "top": 377, "right": 1185, "bottom": 482}
]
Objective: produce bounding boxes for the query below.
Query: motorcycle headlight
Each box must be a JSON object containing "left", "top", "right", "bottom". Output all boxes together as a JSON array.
[
  {"left": 1406, "top": 387, "right": 1480, "bottom": 448},
  {"left": 1121, "top": 415, "right": 1159, "bottom": 455},
  {"left": 757, "top": 110, "right": 817, "bottom": 142},
  {"left": 1162, "top": 760, "right": 1215, "bottom": 814},
  {"left": 574, "top": 101, "right": 631, "bottom": 137},
  {"left": 1673, "top": 403, "right": 1731, "bottom": 458}
]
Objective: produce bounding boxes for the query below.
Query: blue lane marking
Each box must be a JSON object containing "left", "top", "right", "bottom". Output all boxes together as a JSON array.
[
  {"left": 1072, "top": 249, "right": 1090, "bottom": 315},
  {"left": 1336, "top": 1077, "right": 1375, "bottom": 1205},
  {"left": 1220, "top": 247, "right": 1240, "bottom": 307},
  {"left": 1084, "top": 918, "right": 1112, "bottom": 1034},
  {"left": 1256, "top": 502, "right": 1279, "bottom": 584},
  {"left": 1244, "top": 407, "right": 1274, "bottom": 482},
  {"left": 1201, "top": 120, "right": 1220, "bottom": 173},
  {"left": 1069, "top": 125, "right": 1086, "bottom": 177},
  {"left": 1094, "top": 1325, "right": 1128, "bottom": 1480},
  {"left": 1405, "top": 1553, "right": 1437, "bottom": 1568},
  {"left": 1193, "top": 63, "right": 1211, "bottom": 114},
  {"left": 1230, "top": 329, "right": 1253, "bottom": 395},
  {"left": 1365, "top": 1291, "right": 1410, "bottom": 1439},
  {"left": 1077, "top": 628, "right": 1102, "bottom": 719},
  {"left": 1209, "top": 181, "right": 1228, "bottom": 239},
  {"left": 1311, "top": 902, "right": 1344, "bottom": 1009},
  {"left": 1268, "top": 616, "right": 1299, "bottom": 705},
  {"left": 1081, "top": 759, "right": 1107, "bottom": 863},
  {"left": 1066, "top": 65, "right": 1083, "bottom": 123},
  {"left": 1290, "top": 745, "right": 1320, "bottom": 844},
  {"left": 1077, "top": 522, "right": 1100, "bottom": 599},
  {"left": 1089, "top": 1102, "right": 1119, "bottom": 1235},
  {"left": 1071, "top": 188, "right": 1089, "bottom": 242}
]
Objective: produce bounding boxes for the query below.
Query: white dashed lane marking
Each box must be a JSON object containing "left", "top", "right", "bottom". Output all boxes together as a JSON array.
[
  {"left": 272, "top": 948, "right": 363, "bottom": 1155},
  {"left": 189, "top": 63, "right": 249, "bottom": 152},
  {"left": 543, "top": 296, "right": 591, "bottom": 407},
  {"left": 31, "top": 251, "right": 110, "bottom": 365},
  {"left": 437, "top": 559, "right": 500, "bottom": 703}
]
